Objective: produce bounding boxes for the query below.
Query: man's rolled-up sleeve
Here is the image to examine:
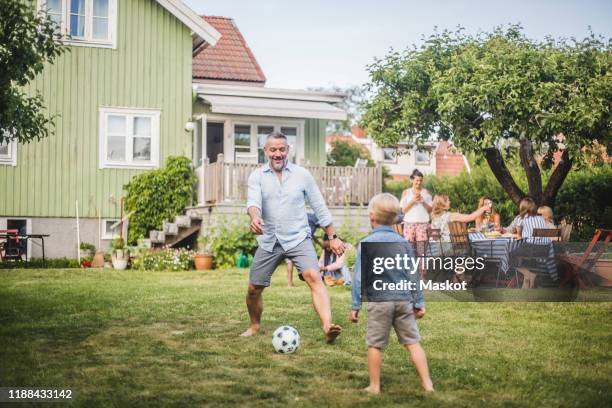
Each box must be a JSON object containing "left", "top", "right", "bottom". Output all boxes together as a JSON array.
[
  {"left": 246, "top": 170, "right": 262, "bottom": 212},
  {"left": 304, "top": 171, "right": 332, "bottom": 227}
]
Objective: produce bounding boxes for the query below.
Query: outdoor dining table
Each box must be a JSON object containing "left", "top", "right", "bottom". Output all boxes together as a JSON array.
[
  {"left": 0, "top": 233, "right": 50, "bottom": 263},
  {"left": 423, "top": 233, "right": 558, "bottom": 282},
  {"left": 468, "top": 232, "right": 558, "bottom": 281}
]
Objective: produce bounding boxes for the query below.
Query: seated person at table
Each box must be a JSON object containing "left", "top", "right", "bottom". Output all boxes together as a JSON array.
[
  {"left": 514, "top": 197, "right": 547, "bottom": 240},
  {"left": 475, "top": 196, "right": 501, "bottom": 232},
  {"left": 430, "top": 193, "right": 489, "bottom": 242},
  {"left": 319, "top": 236, "right": 348, "bottom": 286},
  {"left": 537, "top": 206, "right": 556, "bottom": 229}
]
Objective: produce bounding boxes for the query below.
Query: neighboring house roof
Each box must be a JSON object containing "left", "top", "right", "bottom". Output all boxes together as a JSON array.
[
  {"left": 155, "top": 1, "right": 220, "bottom": 47},
  {"left": 435, "top": 141, "right": 468, "bottom": 176},
  {"left": 193, "top": 16, "right": 266, "bottom": 83}
]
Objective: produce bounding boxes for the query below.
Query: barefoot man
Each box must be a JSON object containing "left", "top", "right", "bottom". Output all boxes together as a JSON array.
[{"left": 241, "top": 131, "right": 345, "bottom": 343}]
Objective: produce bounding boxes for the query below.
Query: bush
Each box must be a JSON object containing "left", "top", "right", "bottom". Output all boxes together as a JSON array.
[
  {"left": 200, "top": 215, "right": 258, "bottom": 269},
  {"left": 124, "top": 156, "right": 196, "bottom": 245},
  {"left": 79, "top": 242, "right": 95, "bottom": 251},
  {"left": 132, "top": 248, "right": 194, "bottom": 271},
  {"left": 556, "top": 165, "right": 612, "bottom": 240}
]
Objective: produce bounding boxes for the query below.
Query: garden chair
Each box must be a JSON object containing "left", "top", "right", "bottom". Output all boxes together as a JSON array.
[
  {"left": 557, "top": 229, "right": 612, "bottom": 288},
  {"left": 448, "top": 222, "right": 471, "bottom": 256},
  {"left": 560, "top": 224, "right": 573, "bottom": 242},
  {"left": 0, "top": 230, "right": 24, "bottom": 262},
  {"left": 533, "top": 228, "right": 562, "bottom": 241}
]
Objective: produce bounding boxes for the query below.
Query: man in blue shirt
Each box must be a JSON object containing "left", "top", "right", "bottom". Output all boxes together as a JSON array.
[{"left": 241, "top": 132, "right": 345, "bottom": 344}]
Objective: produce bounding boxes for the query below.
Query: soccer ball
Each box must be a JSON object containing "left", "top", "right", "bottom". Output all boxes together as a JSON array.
[{"left": 272, "top": 325, "right": 300, "bottom": 354}]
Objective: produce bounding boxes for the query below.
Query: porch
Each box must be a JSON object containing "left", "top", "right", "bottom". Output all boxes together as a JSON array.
[{"left": 195, "top": 154, "right": 382, "bottom": 207}]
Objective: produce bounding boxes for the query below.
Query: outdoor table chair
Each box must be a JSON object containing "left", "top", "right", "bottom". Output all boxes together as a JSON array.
[
  {"left": 533, "top": 228, "right": 562, "bottom": 241},
  {"left": 0, "top": 230, "right": 26, "bottom": 262},
  {"left": 560, "top": 224, "right": 573, "bottom": 242},
  {"left": 448, "top": 222, "right": 471, "bottom": 257},
  {"left": 557, "top": 229, "right": 612, "bottom": 288}
]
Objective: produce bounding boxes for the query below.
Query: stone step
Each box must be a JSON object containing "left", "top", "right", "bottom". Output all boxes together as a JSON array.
[
  {"left": 149, "top": 230, "right": 166, "bottom": 244},
  {"left": 175, "top": 215, "right": 191, "bottom": 228},
  {"left": 163, "top": 221, "right": 178, "bottom": 235}
]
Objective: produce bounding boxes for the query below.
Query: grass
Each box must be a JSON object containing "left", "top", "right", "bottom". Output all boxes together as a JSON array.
[{"left": 0, "top": 268, "right": 611, "bottom": 407}]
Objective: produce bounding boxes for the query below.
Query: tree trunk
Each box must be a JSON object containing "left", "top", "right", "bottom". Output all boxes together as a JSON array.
[
  {"left": 542, "top": 150, "right": 573, "bottom": 207},
  {"left": 484, "top": 147, "right": 525, "bottom": 205},
  {"left": 519, "top": 139, "right": 543, "bottom": 204}
]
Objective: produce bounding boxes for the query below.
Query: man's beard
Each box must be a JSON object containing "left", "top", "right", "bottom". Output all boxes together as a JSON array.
[{"left": 269, "top": 157, "right": 287, "bottom": 171}]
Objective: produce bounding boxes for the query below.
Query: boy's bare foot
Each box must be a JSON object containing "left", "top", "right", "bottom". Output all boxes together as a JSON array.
[
  {"left": 324, "top": 324, "right": 342, "bottom": 344},
  {"left": 363, "top": 385, "right": 380, "bottom": 394},
  {"left": 287, "top": 284, "right": 295, "bottom": 288},
  {"left": 240, "top": 326, "right": 260, "bottom": 337}
]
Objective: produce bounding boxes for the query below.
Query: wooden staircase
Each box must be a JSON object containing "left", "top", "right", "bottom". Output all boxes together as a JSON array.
[{"left": 148, "top": 214, "right": 202, "bottom": 248}]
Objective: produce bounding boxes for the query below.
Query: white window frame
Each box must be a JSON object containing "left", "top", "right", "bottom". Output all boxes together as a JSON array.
[
  {"left": 100, "top": 218, "right": 127, "bottom": 240},
  {"left": 99, "top": 107, "right": 161, "bottom": 169},
  {"left": 415, "top": 149, "right": 431, "bottom": 165},
  {"left": 0, "top": 140, "right": 17, "bottom": 166},
  {"left": 38, "top": 0, "right": 118, "bottom": 49},
  {"left": 382, "top": 147, "right": 397, "bottom": 164}
]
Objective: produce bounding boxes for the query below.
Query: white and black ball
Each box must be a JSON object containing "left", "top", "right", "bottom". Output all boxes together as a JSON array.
[{"left": 272, "top": 325, "right": 300, "bottom": 354}]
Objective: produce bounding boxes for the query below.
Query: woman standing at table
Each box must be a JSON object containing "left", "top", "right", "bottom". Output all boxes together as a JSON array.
[
  {"left": 400, "top": 170, "right": 433, "bottom": 250},
  {"left": 430, "top": 193, "right": 490, "bottom": 242},
  {"left": 475, "top": 196, "right": 501, "bottom": 231}
]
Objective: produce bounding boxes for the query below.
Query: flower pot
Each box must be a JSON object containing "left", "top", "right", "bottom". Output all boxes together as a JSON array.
[
  {"left": 194, "top": 254, "right": 213, "bottom": 270},
  {"left": 112, "top": 249, "right": 129, "bottom": 270}
]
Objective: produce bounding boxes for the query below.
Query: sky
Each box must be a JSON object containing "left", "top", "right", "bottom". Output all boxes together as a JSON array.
[{"left": 184, "top": 0, "right": 612, "bottom": 90}]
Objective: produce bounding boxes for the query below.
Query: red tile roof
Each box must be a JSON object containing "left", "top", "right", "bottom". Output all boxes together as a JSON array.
[
  {"left": 193, "top": 16, "right": 266, "bottom": 83},
  {"left": 435, "top": 141, "right": 467, "bottom": 176}
]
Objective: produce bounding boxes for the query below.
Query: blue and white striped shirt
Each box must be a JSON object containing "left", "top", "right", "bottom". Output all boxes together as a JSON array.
[{"left": 517, "top": 215, "right": 547, "bottom": 240}]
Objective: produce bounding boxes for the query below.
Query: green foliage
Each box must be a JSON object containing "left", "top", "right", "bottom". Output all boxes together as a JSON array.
[
  {"left": 110, "top": 238, "right": 125, "bottom": 251},
  {"left": 79, "top": 242, "right": 95, "bottom": 251},
  {"left": 337, "top": 207, "right": 369, "bottom": 248},
  {"left": 124, "top": 156, "right": 196, "bottom": 244},
  {"left": 555, "top": 165, "right": 612, "bottom": 240},
  {"left": 361, "top": 25, "right": 611, "bottom": 204},
  {"left": 326, "top": 140, "right": 374, "bottom": 167},
  {"left": 0, "top": 0, "right": 67, "bottom": 144},
  {"left": 383, "top": 179, "right": 409, "bottom": 199},
  {"left": 201, "top": 216, "right": 258, "bottom": 269},
  {"left": 0, "top": 258, "right": 80, "bottom": 269},
  {"left": 344, "top": 247, "right": 357, "bottom": 270},
  {"left": 132, "top": 248, "right": 194, "bottom": 271}
]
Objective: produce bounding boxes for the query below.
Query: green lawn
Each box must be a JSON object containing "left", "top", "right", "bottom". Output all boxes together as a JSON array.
[{"left": 0, "top": 268, "right": 611, "bottom": 407}]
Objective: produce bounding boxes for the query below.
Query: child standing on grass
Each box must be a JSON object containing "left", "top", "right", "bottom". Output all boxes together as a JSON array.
[{"left": 350, "top": 193, "right": 434, "bottom": 394}]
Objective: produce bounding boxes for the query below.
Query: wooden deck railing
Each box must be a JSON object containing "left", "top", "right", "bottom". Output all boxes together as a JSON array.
[{"left": 197, "top": 154, "right": 382, "bottom": 206}]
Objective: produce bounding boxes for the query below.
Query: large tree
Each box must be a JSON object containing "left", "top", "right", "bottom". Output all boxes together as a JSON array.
[
  {"left": 0, "top": 0, "right": 65, "bottom": 145},
  {"left": 361, "top": 25, "right": 611, "bottom": 206}
]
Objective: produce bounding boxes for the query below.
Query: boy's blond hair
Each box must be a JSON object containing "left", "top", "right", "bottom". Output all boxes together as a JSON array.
[{"left": 368, "top": 193, "right": 400, "bottom": 225}]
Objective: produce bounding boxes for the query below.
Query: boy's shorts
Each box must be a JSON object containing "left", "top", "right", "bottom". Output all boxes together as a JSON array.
[{"left": 366, "top": 301, "right": 421, "bottom": 348}]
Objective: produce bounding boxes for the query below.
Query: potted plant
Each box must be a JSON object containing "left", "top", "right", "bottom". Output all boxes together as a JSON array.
[
  {"left": 111, "top": 238, "right": 129, "bottom": 270},
  {"left": 194, "top": 234, "right": 214, "bottom": 270},
  {"left": 79, "top": 241, "right": 95, "bottom": 259}
]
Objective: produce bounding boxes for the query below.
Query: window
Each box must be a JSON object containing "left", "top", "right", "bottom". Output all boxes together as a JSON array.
[
  {"left": 415, "top": 150, "right": 430, "bottom": 165},
  {"left": 257, "top": 126, "right": 274, "bottom": 164},
  {"left": 99, "top": 107, "right": 160, "bottom": 169},
  {"left": 280, "top": 127, "right": 298, "bottom": 164},
  {"left": 382, "top": 148, "right": 397, "bottom": 163},
  {"left": 234, "top": 125, "right": 252, "bottom": 161},
  {"left": 40, "top": 0, "right": 116, "bottom": 48},
  {"left": 0, "top": 139, "right": 17, "bottom": 166},
  {"left": 101, "top": 218, "right": 125, "bottom": 240}
]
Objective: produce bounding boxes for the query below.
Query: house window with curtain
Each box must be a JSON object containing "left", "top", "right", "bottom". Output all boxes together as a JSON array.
[
  {"left": 415, "top": 150, "right": 430, "bottom": 165},
  {"left": 234, "top": 125, "right": 252, "bottom": 161},
  {"left": 382, "top": 148, "right": 397, "bottom": 163},
  {"left": 40, "top": 0, "right": 116, "bottom": 47},
  {"left": 99, "top": 107, "right": 160, "bottom": 169}
]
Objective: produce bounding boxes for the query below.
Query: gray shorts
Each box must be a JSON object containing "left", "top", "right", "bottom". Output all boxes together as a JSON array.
[
  {"left": 249, "top": 239, "right": 319, "bottom": 287},
  {"left": 366, "top": 301, "right": 421, "bottom": 348}
]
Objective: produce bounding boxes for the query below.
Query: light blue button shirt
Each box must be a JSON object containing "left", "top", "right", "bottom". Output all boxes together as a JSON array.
[{"left": 246, "top": 162, "right": 333, "bottom": 252}]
